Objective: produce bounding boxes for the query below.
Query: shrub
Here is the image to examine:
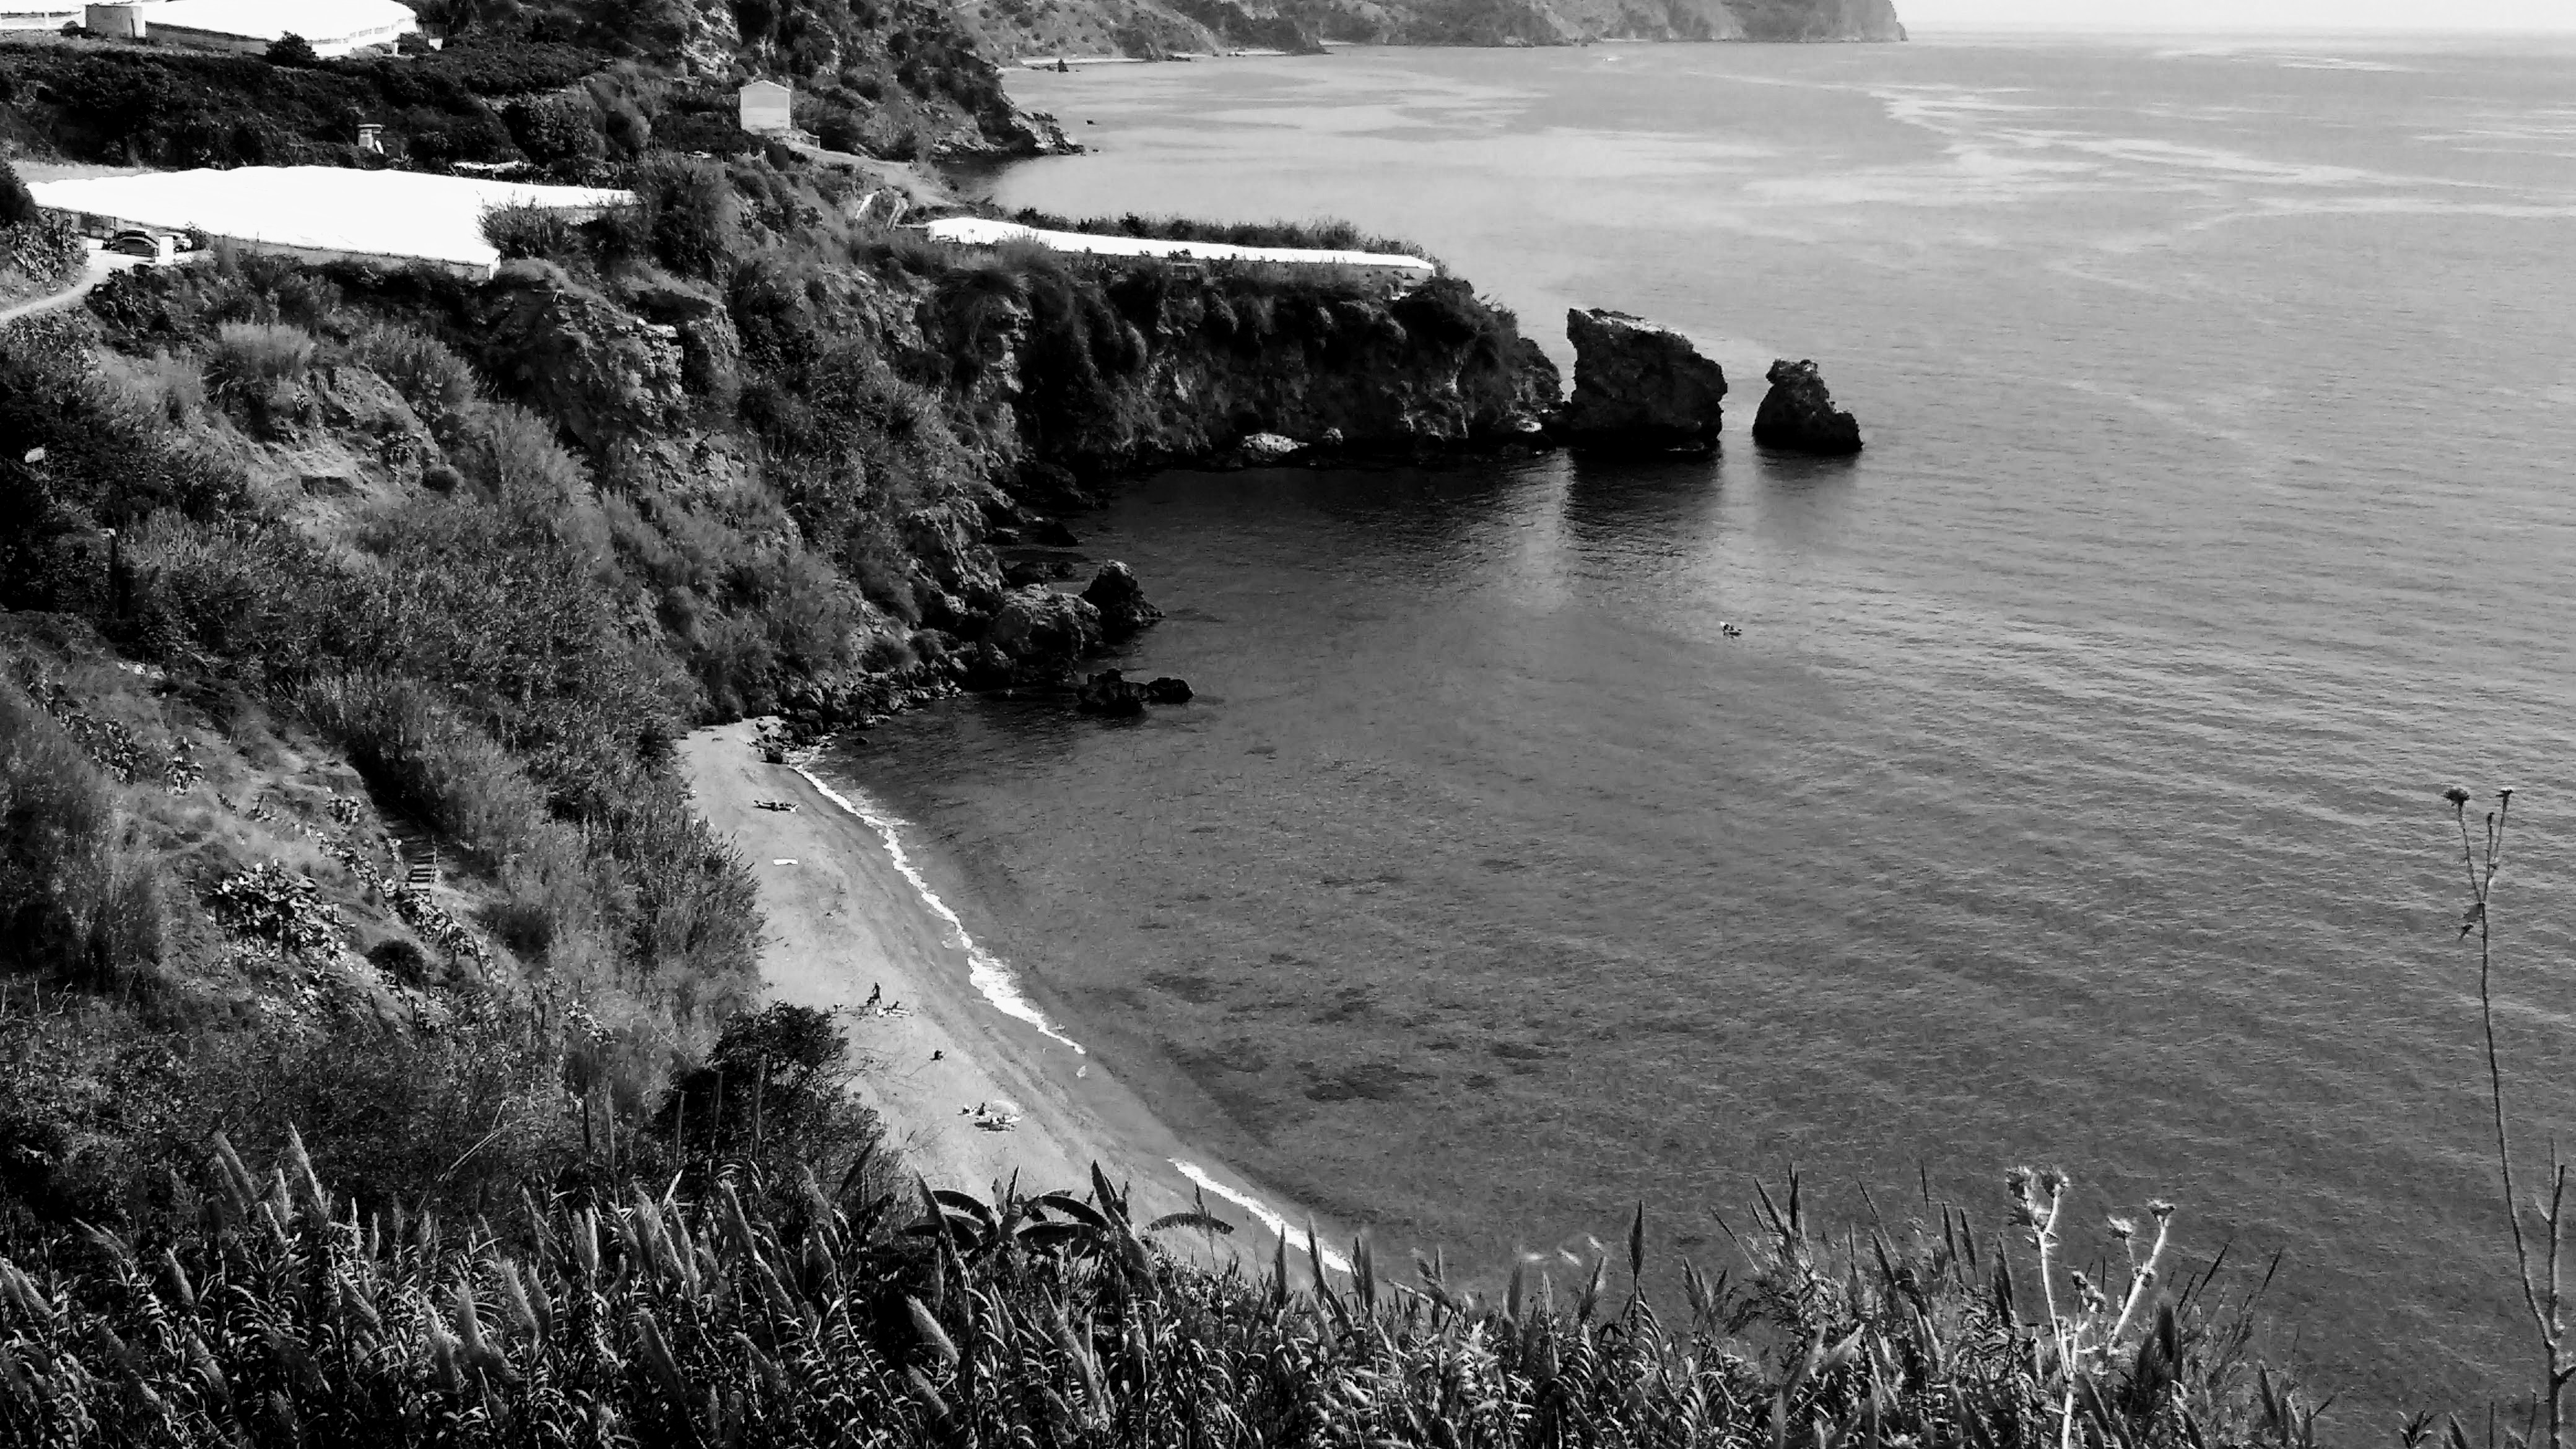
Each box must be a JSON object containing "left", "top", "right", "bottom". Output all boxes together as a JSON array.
[
  {"left": 0, "top": 687, "right": 165, "bottom": 987},
  {"left": 295, "top": 672, "right": 552, "bottom": 871},
  {"left": 504, "top": 93, "right": 604, "bottom": 170},
  {"left": 264, "top": 32, "right": 320, "bottom": 67},
  {"left": 201, "top": 320, "right": 317, "bottom": 424},
  {"left": 365, "top": 936, "right": 429, "bottom": 983},
  {"left": 632, "top": 155, "right": 739, "bottom": 282},
  {"left": 480, "top": 199, "right": 582, "bottom": 261},
  {"left": 0, "top": 214, "right": 86, "bottom": 301},
  {"left": 345, "top": 321, "right": 480, "bottom": 438},
  {"left": 450, "top": 402, "right": 591, "bottom": 511},
  {"left": 0, "top": 159, "right": 37, "bottom": 228}
]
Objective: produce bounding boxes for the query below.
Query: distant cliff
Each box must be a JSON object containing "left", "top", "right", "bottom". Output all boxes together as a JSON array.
[{"left": 957, "top": 0, "right": 1900, "bottom": 59}]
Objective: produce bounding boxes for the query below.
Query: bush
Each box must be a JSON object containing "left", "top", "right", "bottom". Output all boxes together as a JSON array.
[
  {"left": 295, "top": 672, "right": 552, "bottom": 871},
  {"left": 365, "top": 936, "right": 429, "bottom": 983},
  {"left": 346, "top": 322, "right": 480, "bottom": 438},
  {"left": 504, "top": 93, "right": 604, "bottom": 170},
  {"left": 0, "top": 215, "right": 87, "bottom": 308},
  {"left": 480, "top": 199, "right": 583, "bottom": 261},
  {"left": 0, "top": 687, "right": 165, "bottom": 987},
  {"left": 201, "top": 320, "right": 317, "bottom": 423},
  {"left": 0, "top": 159, "right": 37, "bottom": 228},
  {"left": 632, "top": 155, "right": 739, "bottom": 282},
  {"left": 264, "top": 32, "right": 320, "bottom": 67}
]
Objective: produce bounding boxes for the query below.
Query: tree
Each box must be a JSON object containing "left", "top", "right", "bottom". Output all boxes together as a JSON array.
[{"left": 264, "top": 32, "right": 320, "bottom": 66}]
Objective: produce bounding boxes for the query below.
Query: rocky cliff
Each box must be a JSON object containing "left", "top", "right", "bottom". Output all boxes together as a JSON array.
[{"left": 962, "top": 0, "right": 1897, "bottom": 58}]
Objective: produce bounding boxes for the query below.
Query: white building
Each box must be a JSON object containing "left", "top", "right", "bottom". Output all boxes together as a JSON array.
[
  {"left": 0, "top": 0, "right": 81, "bottom": 30},
  {"left": 738, "top": 79, "right": 792, "bottom": 137},
  {"left": 30, "top": 167, "right": 632, "bottom": 281},
  {"left": 144, "top": 0, "right": 419, "bottom": 56}
]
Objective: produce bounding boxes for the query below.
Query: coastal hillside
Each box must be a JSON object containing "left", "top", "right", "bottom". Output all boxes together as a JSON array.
[{"left": 956, "top": 0, "right": 1899, "bottom": 61}]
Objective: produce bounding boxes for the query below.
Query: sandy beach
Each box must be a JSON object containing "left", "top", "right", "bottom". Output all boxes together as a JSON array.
[{"left": 680, "top": 720, "right": 1345, "bottom": 1269}]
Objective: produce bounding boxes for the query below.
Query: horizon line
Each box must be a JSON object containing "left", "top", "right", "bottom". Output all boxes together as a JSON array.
[{"left": 1902, "top": 19, "right": 2576, "bottom": 36}]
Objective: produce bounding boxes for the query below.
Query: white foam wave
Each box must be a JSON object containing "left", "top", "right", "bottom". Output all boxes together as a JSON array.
[
  {"left": 793, "top": 765, "right": 1087, "bottom": 1055},
  {"left": 1172, "top": 1160, "right": 1353, "bottom": 1273}
]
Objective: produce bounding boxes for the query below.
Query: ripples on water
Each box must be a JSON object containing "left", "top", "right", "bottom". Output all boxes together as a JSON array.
[{"left": 835, "top": 32, "right": 2576, "bottom": 1415}]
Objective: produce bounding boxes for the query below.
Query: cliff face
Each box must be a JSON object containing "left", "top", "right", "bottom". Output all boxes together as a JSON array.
[{"left": 962, "top": 0, "right": 1895, "bottom": 54}]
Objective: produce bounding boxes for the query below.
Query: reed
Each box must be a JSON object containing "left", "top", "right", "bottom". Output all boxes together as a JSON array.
[{"left": 0, "top": 1141, "right": 2297, "bottom": 1448}]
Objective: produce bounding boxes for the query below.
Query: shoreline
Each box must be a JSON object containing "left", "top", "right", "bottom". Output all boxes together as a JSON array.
[{"left": 679, "top": 719, "right": 1350, "bottom": 1271}]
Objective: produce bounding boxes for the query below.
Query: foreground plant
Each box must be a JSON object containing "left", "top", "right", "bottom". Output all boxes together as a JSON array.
[
  {"left": 0, "top": 1134, "right": 2302, "bottom": 1448},
  {"left": 2443, "top": 785, "right": 2572, "bottom": 1449}
]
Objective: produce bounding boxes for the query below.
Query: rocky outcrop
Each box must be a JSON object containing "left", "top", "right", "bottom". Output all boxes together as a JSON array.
[
  {"left": 1076, "top": 669, "right": 1149, "bottom": 716},
  {"left": 1557, "top": 309, "right": 1728, "bottom": 454},
  {"left": 473, "top": 270, "right": 689, "bottom": 457},
  {"left": 961, "top": 273, "right": 1559, "bottom": 480},
  {"left": 1751, "top": 359, "right": 1863, "bottom": 455},
  {"left": 986, "top": 586, "right": 1104, "bottom": 678},
  {"left": 1082, "top": 562, "right": 1163, "bottom": 642}
]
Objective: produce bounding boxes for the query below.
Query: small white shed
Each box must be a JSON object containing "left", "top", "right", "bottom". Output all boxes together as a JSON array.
[{"left": 738, "top": 80, "right": 792, "bottom": 137}]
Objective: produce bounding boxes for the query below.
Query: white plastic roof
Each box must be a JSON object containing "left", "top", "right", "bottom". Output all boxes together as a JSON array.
[
  {"left": 30, "top": 168, "right": 632, "bottom": 272},
  {"left": 923, "top": 217, "right": 1436, "bottom": 273},
  {"left": 145, "top": 0, "right": 417, "bottom": 41}
]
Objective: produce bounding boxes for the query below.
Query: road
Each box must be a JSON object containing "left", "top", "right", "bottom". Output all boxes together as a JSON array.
[{"left": 0, "top": 246, "right": 148, "bottom": 328}]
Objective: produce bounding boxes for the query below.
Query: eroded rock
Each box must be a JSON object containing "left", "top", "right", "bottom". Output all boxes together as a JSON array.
[
  {"left": 986, "top": 586, "right": 1103, "bottom": 677},
  {"left": 1558, "top": 308, "right": 1728, "bottom": 453},
  {"left": 1082, "top": 561, "right": 1163, "bottom": 642},
  {"left": 1751, "top": 359, "right": 1863, "bottom": 456},
  {"left": 1076, "top": 669, "right": 1149, "bottom": 716}
]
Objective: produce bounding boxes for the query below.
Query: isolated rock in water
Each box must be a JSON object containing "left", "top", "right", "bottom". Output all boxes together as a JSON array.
[
  {"left": 1082, "top": 561, "right": 1163, "bottom": 642},
  {"left": 1559, "top": 309, "right": 1728, "bottom": 453},
  {"left": 1751, "top": 359, "right": 1863, "bottom": 456},
  {"left": 1077, "top": 669, "right": 1149, "bottom": 716},
  {"left": 1240, "top": 432, "right": 1302, "bottom": 463},
  {"left": 986, "top": 586, "right": 1103, "bottom": 676},
  {"left": 1144, "top": 676, "right": 1193, "bottom": 704}
]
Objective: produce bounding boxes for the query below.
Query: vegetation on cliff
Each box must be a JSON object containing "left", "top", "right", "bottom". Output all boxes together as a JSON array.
[{"left": 0, "top": 54, "right": 1552, "bottom": 1297}]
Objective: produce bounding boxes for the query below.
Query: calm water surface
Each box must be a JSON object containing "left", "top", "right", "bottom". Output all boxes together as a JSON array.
[{"left": 831, "top": 33, "right": 2576, "bottom": 1418}]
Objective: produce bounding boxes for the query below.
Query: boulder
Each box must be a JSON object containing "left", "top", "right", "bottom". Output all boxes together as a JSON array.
[
  {"left": 1240, "top": 432, "right": 1303, "bottom": 463},
  {"left": 1558, "top": 309, "right": 1728, "bottom": 453},
  {"left": 1082, "top": 561, "right": 1163, "bottom": 642},
  {"left": 954, "top": 642, "right": 1016, "bottom": 692},
  {"left": 1144, "top": 676, "right": 1194, "bottom": 704},
  {"left": 986, "top": 586, "right": 1103, "bottom": 676},
  {"left": 1076, "top": 669, "right": 1149, "bottom": 716},
  {"left": 1751, "top": 359, "right": 1863, "bottom": 455}
]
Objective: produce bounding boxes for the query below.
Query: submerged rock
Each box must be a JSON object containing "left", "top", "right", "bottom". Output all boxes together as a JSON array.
[
  {"left": 1076, "top": 669, "right": 1149, "bottom": 716},
  {"left": 1558, "top": 308, "right": 1728, "bottom": 453},
  {"left": 1082, "top": 561, "right": 1164, "bottom": 642},
  {"left": 1751, "top": 359, "right": 1863, "bottom": 456}
]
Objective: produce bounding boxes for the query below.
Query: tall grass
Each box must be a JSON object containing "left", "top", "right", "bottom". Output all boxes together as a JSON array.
[{"left": 0, "top": 1139, "right": 2304, "bottom": 1449}]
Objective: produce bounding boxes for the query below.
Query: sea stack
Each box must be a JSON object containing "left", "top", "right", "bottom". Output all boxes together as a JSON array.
[
  {"left": 1557, "top": 308, "right": 1729, "bottom": 454},
  {"left": 1751, "top": 359, "right": 1864, "bottom": 455}
]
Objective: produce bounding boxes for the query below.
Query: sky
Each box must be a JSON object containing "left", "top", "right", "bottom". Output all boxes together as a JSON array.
[{"left": 1899, "top": 0, "right": 2576, "bottom": 32}]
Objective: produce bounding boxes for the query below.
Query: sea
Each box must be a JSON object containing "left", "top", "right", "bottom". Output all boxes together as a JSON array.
[{"left": 822, "top": 30, "right": 2576, "bottom": 1421}]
